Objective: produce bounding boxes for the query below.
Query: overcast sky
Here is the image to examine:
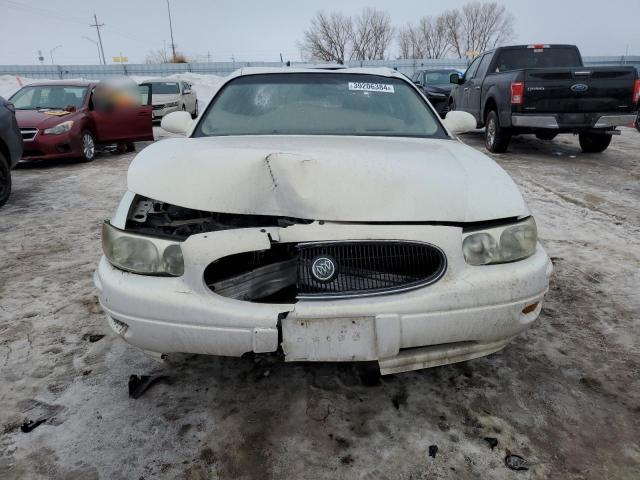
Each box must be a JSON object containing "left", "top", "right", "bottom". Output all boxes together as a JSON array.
[{"left": 1, "top": 0, "right": 639, "bottom": 65}]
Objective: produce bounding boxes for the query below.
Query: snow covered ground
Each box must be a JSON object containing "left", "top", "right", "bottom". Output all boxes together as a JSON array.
[
  {"left": 0, "top": 73, "right": 225, "bottom": 107},
  {"left": 1, "top": 99, "right": 639, "bottom": 477}
]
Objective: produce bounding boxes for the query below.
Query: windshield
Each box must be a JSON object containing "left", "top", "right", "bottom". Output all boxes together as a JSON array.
[
  {"left": 495, "top": 47, "right": 582, "bottom": 72},
  {"left": 194, "top": 73, "right": 446, "bottom": 138},
  {"left": 10, "top": 85, "right": 87, "bottom": 110},
  {"left": 151, "top": 82, "right": 180, "bottom": 94},
  {"left": 424, "top": 71, "right": 455, "bottom": 85}
]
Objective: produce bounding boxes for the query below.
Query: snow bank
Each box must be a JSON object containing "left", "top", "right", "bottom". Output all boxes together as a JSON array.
[{"left": 0, "top": 73, "right": 225, "bottom": 107}]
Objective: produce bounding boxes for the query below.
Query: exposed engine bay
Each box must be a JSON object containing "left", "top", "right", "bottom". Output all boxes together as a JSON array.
[
  {"left": 122, "top": 197, "right": 449, "bottom": 304},
  {"left": 125, "top": 195, "right": 312, "bottom": 239}
]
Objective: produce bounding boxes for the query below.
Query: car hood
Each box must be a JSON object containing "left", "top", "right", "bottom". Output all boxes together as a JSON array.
[
  {"left": 128, "top": 135, "right": 529, "bottom": 222},
  {"left": 152, "top": 94, "right": 180, "bottom": 105},
  {"left": 15, "top": 109, "right": 74, "bottom": 129},
  {"left": 425, "top": 84, "right": 453, "bottom": 95}
]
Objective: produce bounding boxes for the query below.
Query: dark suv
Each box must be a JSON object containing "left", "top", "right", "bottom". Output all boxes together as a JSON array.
[{"left": 0, "top": 96, "right": 23, "bottom": 207}]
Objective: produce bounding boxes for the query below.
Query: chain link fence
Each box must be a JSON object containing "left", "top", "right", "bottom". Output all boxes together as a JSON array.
[{"left": 1, "top": 56, "right": 638, "bottom": 80}]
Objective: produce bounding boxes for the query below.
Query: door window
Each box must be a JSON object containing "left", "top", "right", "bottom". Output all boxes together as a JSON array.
[
  {"left": 464, "top": 56, "right": 482, "bottom": 80},
  {"left": 475, "top": 55, "right": 493, "bottom": 79}
]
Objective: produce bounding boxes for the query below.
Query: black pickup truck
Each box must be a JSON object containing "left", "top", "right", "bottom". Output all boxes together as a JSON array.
[{"left": 449, "top": 44, "right": 640, "bottom": 153}]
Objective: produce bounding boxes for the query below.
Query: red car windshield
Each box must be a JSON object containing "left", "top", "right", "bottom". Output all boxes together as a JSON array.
[{"left": 11, "top": 86, "right": 88, "bottom": 110}]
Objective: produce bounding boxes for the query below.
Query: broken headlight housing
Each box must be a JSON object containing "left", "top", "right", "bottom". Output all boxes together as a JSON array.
[
  {"left": 462, "top": 217, "right": 537, "bottom": 266},
  {"left": 102, "top": 222, "right": 184, "bottom": 276}
]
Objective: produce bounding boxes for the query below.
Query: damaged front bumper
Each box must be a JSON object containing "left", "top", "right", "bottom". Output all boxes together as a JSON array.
[{"left": 94, "top": 222, "right": 552, "bottom": 374}]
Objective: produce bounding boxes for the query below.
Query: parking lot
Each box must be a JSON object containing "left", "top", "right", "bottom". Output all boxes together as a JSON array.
[{"left": 1, "top": 128, "right": 639, "bottom": 479}]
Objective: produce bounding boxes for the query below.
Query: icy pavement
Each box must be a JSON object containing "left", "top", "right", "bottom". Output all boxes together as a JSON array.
[{"left": 1, "top": 129, "right": 639, "bottom": 479}]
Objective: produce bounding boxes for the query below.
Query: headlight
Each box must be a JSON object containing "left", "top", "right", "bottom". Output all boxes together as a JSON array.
[
  {"left": 165, "top": 101, "right": 178, "bottom": 108},
  {"left": 43, "top": 120, "right": 74, "bottom": 135},
  {"left": 462, "top": 217, "right": 537, "bottom": 265},
  {"left": 102, "top": 222, "right": 184, "bottom": 276}
]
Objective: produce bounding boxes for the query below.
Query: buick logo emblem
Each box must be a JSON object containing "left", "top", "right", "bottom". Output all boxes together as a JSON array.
[
  {"left": 311, "top": 256, "right": 337, "bottom": 282},
  {"left": 571, "top": 83, "right": 589, "bottom": 92}
]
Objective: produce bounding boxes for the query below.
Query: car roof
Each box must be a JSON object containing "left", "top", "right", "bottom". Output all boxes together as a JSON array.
[
  {"left": 25, "top": 80, "right": 94, "bottom": 87},
  {"left": 417, "top": 68, "right": 459, "bottom": 73},
  {"left": 235, "top": 66, "right": 406, "bottom": 80},
  {"left": 144, "top": 79, "right": 182, "bottom": 83}
]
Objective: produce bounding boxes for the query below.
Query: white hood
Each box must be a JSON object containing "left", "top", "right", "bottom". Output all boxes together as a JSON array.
[
  {"left": 128, "top": 135, "right": 529, "bottom": 222},
  {"left": 152, "top": 93, "right": 180, "bottom": 105}
]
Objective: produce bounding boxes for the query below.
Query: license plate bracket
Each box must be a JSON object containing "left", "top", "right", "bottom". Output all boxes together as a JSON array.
[{"left": 282, "top": 316, "right": 377, "bottom": 362}]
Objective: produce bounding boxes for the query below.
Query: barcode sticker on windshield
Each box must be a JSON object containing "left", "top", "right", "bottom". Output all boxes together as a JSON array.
[{"left": 348, "top": 82, "right": 394, "bottom": 93}]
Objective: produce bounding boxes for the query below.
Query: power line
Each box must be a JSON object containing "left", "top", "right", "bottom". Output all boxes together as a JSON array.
[{"left": 89, "top": 14, "right": 107, "bottom": 65}]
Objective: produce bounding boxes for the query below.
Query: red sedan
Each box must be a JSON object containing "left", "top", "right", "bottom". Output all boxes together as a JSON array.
[{"left": 10, "top": 81, "right": 153, "bottom": 162}]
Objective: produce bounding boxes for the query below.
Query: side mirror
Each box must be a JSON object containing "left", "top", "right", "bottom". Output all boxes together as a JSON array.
[
  {"left": 161, "top": 111, "right": 193, "bottom": 135},
  {"left": 449, "top": 73, "right": 462, "bottom": 85},
  {"left": 443, "top": 110, "right": 477, "bottom": 135},
  {"left": 414, "top": 80, "right": 422, "bottom": 87}
]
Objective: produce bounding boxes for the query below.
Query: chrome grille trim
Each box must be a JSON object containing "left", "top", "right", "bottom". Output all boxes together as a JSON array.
[
  {"left": 296, "top": 240, "right": 447, "bottom": 299},
  {"left": 20, "top": 128, "right": 38, "bottom": 141}
]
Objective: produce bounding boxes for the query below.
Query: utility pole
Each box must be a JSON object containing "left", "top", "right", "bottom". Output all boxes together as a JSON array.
[
  {"left": 207, "top": 51, "right": 211, "bottom": 63},
  {"left": 49, "top": 45, "right": 62, "bottom": 65},
  {"left": 90, "top": 13, "right": 106, "bottom": 65},
  {"left": 166, "top": 0, "right": 177, "bottom": 62}
]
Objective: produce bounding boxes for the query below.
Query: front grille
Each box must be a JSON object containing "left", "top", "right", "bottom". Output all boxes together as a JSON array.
[
  {"left": 152, "top": 104, "right": 164, "bottom": 110},
  {"left": 297, "top": 241, "right": 446, "bottom": 299},
  {"left": 20, "top": 128, "right": 37, "bottom": 141}
]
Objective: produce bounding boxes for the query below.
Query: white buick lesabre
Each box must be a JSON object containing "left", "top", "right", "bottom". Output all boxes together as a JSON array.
[{"left": 94, "top": 67, "right": 552, "bottom": 375}]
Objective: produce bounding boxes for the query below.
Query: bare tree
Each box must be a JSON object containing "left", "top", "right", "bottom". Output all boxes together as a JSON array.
[
  {"left": 398, "top": 25, "right": 422, "bottom": 59},
  {"left": 145, "top": 47, "right": 189, "bottom": 64},
  {"left": 416, "top": 15, "right": 450, "bottom": 59},
  {"left": 443, "top": 2, "right": 514, "bottom": 58},
  {"left": 145, "top": 47, "right": 171, "bottom": 64},
  {"left": 299, "top": 11, "right": 353, "bottom": 63},
  {"left": 350, "top": 8, "right": 394, "bottom": 60},
  {"left": 442, "top": 9, "right": 464, "bottom": 58},
  {"left": 398, "top": 14, "right": 450, "bottom": 59}
]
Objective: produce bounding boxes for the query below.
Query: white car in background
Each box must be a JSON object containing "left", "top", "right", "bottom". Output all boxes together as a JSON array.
[
  {"left": 140, "top": 79, "right": 198, "bottom": 120},
  {"left": 96, "top": 67, "right": 552, "bottom": 375}
]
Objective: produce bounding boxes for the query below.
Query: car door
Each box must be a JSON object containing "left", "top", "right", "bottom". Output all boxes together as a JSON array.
[
  {"left": 466, "top": 54, "right": 493, "bottom": 121},
  {"left": 456, "top": 56, "right": 481, "bottom": 114},
  {"left": 182, "top": 82, "right": 195, "bottom": 112},
  {"left": 90, "top": 85, "right": 153, "bottom": 143},
  {"left": 131, "top": 83, "right": 154, "bottom": 141}
]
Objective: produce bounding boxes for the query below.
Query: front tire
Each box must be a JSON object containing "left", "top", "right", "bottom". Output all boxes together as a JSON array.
[
  {"left": 484, "top": 110, "right": 511, "bottom": 153},
  {"left": 0, "top": 152, "right": 11, "bottom": 208},
  {"left": 578, "top": 132, "right": 612, "bottom": 153},
  {"left": 80, "top": 130, "right": 96, "bottom": 162}
]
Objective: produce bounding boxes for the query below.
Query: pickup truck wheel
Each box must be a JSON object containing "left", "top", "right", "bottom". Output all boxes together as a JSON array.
[
  {"left": 80, "top": 131, "right": 96, "bottom": 162},
  {"left": 0, "top": 153, "right": 11, "bottom": 208},
  {"left": 535, "top": 132, "right": 557, "bottom": 141},
  {"left": 578, "top": 132, "right": 612, "bottom": 153},
  {"left": 485, "top": 110, "right": 511, "bottom": 153}
]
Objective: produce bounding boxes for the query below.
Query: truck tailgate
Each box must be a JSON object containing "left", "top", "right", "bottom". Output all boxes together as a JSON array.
[{"left": 522, "top": 67, "right": 637, "bottom": 114}]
